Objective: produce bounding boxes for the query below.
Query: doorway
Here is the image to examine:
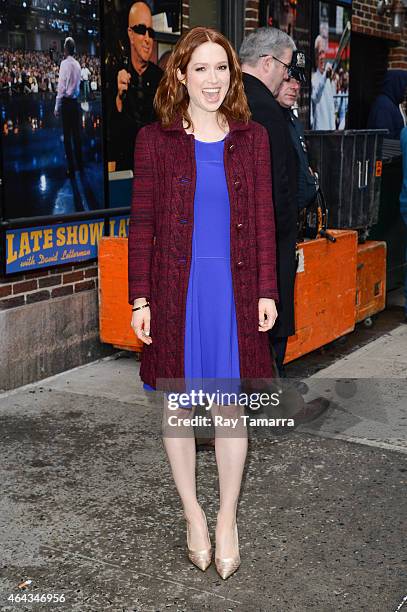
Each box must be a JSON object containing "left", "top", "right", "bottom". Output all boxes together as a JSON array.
[{"left": 348, "top": 33, "right": 389, "bottom": 129}]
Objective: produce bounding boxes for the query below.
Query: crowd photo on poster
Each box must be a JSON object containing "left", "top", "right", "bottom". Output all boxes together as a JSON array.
[{"left": 0, "top": 0, "right": 104, "bottom": 221}]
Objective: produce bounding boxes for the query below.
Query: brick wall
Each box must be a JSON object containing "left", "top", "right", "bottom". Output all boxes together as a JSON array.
[
  {"left": 241, "top": 1, "right": 407, "bottom": 69},
  {"left": 389, "top": 43, "right": 407, "bottom": 69},
  {"left": 245, "top": 0, "right": 260, "bottom": 35},
  {"left": 182, "top": 0, "right": 189, "bottom": 31},
  {"left": 352, "top": 0, "right": 407, "bottom": 68},
  {"left": 0, "top": 261, "right": 98, "bottom": 311}
]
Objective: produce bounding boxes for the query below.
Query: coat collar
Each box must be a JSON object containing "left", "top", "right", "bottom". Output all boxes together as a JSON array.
[
  {"left": 242, "top": 72, "right": 277, "bottom": 104},
  {"left": 161, "top": 113, "right": 251, "bottom": 135}
]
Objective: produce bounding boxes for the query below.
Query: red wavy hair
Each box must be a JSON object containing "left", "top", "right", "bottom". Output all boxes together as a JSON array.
[{"left": 154, "top": 26, "right": 251, "bottom": 128}]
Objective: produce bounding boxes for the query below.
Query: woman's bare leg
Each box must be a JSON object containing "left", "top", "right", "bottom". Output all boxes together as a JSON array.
[
  {"left": 162, "top": 403, "right": 209, "bottom": 550},
  {"left": 211, "top": 403, "right": 248, "bottom": 557}
]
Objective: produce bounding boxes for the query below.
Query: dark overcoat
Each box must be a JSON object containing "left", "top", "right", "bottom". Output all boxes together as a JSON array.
[
  {"left": 128, "top": 116, "right": 279, "bottom": 390},
  {"left": 243, "top": 73, "right": 299, "bottom": 338}
]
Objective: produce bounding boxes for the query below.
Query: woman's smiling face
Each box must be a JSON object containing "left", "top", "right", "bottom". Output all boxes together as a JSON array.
[{"left": 177, "top": 41, "right": 231, "bottom": 114}]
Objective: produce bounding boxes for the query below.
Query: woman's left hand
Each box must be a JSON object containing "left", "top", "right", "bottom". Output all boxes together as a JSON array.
[{"left": 258, "top": 298, "right": 278, "bottom": 332}]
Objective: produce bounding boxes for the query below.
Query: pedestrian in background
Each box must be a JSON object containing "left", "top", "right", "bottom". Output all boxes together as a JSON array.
[
  {"left": 368, "top": 70, "right": 407, "bottom": 139},
  {"left": 272, "top": 53, "right": 331, "bottom": 426},
  {"left": 275, "top": 53, "right": 318, "bottom": 212},
  {"left": 240, "top": 27, "right": 298, "bottom": 375}
]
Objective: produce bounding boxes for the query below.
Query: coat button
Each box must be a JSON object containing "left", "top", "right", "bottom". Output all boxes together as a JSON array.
[
  {"left": 237, "top": 261, "right": 244, "bottom": 268},
  {"left": 234, "top": 179, "right": 241, "bottom": 190},
  {"left": 229, "top": 143, "right": 235, "bottom": 152},
  {"left": 236, "top": 223, "right": 243, "bottom": 230}
]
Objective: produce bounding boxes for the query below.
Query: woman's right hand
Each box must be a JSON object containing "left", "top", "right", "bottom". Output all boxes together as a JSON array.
[{"left": 131, "top": 298, "right": 152, "bottom": 345}]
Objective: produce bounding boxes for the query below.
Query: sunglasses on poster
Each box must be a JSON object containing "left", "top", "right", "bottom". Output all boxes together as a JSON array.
[{"left": 129, "top": 23, "right": 155, "bottom": 39}]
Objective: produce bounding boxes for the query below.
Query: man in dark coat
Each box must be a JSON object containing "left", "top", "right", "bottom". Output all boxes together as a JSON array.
[
  {"left": 276, "top": 54, "right": 318, "bottom": 212},
  {"left": 240, "top": 27, "right": 299, "bottom": 374},
  {"left": 367, "top": 70, "right": 407, "bottom": 140},
  {"left": 111, "top": 1, "right": 163, "bottom": 170}
]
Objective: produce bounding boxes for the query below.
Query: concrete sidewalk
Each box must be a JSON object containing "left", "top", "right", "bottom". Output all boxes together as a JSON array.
[
  {"left": 296, "top": 324, "right": 407, "bottom": 454},
  {"left": 0, "top": 325, "right": 406, "bottom": 611}
]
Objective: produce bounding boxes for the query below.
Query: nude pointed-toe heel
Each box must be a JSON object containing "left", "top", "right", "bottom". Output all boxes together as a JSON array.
[
  {"left": 186, "top": 509, "right": 212, "bottom": 571},
  {"left": 215, "top": 522, "right": 241, "bottom": 580}
]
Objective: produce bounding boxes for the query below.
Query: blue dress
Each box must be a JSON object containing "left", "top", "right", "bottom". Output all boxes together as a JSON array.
[{"left": 144, "top": 138, "right": 240, "bottom": 405}]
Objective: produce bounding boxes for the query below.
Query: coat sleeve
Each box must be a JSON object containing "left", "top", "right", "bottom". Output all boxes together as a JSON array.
[
  {"left": 251, "top": 103, "right": 295, "bottom": 241},
  {"left": 128, "top": 126, "right": 155, "bottom": 304},
  {"left": 254, "top": 124, "right": 279, "bottom": 302}
]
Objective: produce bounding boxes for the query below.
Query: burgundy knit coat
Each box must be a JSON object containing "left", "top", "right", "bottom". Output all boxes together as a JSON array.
[{"left": 128, "top": 116, "right": 279, "bottom": 391}]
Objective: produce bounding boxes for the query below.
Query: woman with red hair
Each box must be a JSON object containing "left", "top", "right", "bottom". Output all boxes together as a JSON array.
[{"left": 128, "top": 26, "right": 278, "bottom": 579}]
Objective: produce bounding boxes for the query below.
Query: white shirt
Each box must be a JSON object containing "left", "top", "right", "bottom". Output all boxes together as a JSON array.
[
  {"left": 55, "top": 55, "right": 81, "bottom": 113},
  {"left": 311, "top": 69, "right": 336, "bottom": 131},
  {"left": 81, "top": 66, "right": 90, "bottom": 81}
]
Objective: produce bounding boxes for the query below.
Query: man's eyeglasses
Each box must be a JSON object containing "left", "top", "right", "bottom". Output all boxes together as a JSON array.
[
  {"left": 259, "top": 54, "right": 290, "bottom": 72},
  {"left": 129, "top": 23, "right": 155, "bottom": 39},
  {"left": 259, "top": 53, "right": 306, "bottom": 83}
]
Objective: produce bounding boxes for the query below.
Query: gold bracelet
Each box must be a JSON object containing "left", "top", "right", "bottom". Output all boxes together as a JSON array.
[{"left": 132, "top": 302, "right": 150, "bottom": 312}]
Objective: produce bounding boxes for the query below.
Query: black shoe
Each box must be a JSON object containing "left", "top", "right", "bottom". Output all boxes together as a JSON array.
[{"left": 292, "top": 397, "right": 331, "bottom": 426}]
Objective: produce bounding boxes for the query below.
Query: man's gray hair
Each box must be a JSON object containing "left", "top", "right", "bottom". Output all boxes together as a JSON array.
[
  {"left": 64, "top": 37, "right": 75, "bottom": 56},
  {"left": 239, "top": 27, "right": 296, "bottom": 67}
]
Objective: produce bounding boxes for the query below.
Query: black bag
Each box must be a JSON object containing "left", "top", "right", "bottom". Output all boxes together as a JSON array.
[{"left": 298, "top": 182, "right": 336, "bottom": 243}]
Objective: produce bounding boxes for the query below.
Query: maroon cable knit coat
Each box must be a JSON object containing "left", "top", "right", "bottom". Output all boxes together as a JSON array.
[{"left": 128, "top": 116, "right": 279, "bottom": 391}]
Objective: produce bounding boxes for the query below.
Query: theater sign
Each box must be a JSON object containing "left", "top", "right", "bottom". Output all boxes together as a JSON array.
[
  {"left": 5, "top": 220, "right": 104, "bottom": 273},
  {"left": 5, "top": 216, "right": 129, "bottom": 273}
]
